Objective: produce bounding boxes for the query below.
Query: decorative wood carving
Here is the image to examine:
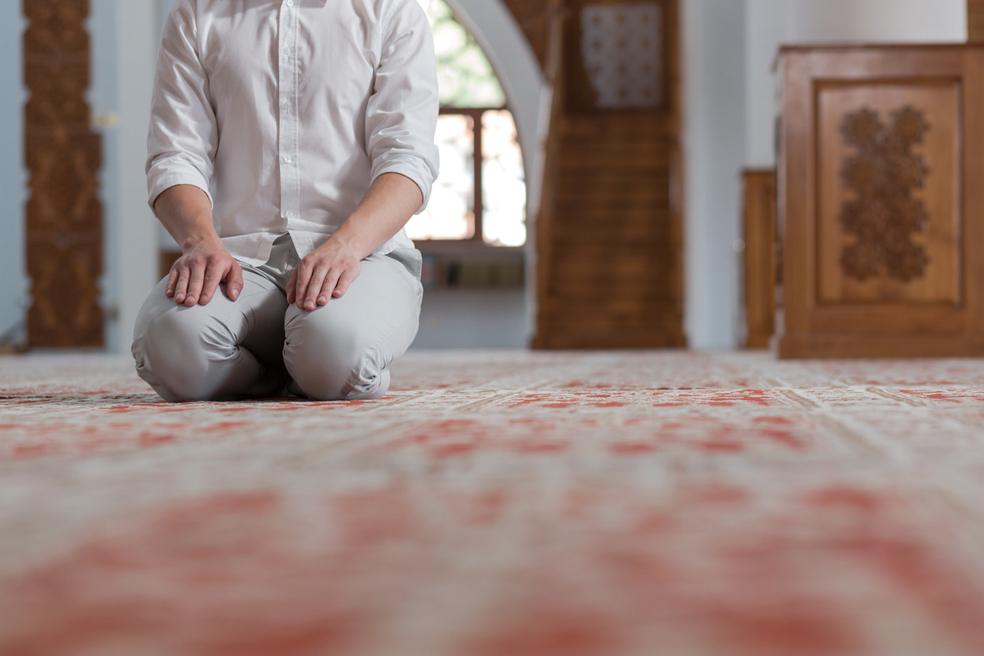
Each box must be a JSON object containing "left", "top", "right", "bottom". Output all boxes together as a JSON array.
[
  {"left": 778, "top": 44, "right": 984, "bottom": 359},
  {"left": 580, "top": 3, "right": 663, "bottom": 110},
  {"left": 815, "top": 81, "right": 960, "bottom": 308},
  {"left": 23, "top": 0, "right": 104, "bottom": 347},
  {"left": 564, "top": 0, "right": 671, "bottom": 114},
  {"left": 838, "top": 105, "right": 931, "bottom": 283}
]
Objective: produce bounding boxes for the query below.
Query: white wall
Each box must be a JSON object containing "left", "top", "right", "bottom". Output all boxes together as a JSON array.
[
  {"left": 115, "top": 3, "right": 160, "bottom": 354},
  {"left": 412, "top": 288, "right": 528, "bottom": 349},
  {"left": 92, "top": 0, "right": 122, "bottom": 351},
  {"left": 743, "top": 0, "right": 967, "bottom": 169},
  {"left": 0, "top": 5, "right": 26, "bottom": 344},
  {"left": 783, "top": 0, "right": 966, "bottom": 44},
  {"left": 743, "top": 0, "right": 783, "bottom": 168},
  {"left": 682, "top": 0, "right": 748, "bottom": 350}
]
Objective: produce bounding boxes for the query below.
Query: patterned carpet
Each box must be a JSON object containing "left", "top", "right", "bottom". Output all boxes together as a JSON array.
[{"left": 2, "top": 351, "right": 984, "bottom": 655}]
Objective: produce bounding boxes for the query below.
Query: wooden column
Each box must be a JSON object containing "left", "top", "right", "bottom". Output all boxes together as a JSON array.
[{"left": 23, "top": 0, "right": 104, "bottom": 347}]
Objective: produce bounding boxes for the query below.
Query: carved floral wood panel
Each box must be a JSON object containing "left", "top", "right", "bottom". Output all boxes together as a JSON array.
[
  {"left": 838, "top": 105, "right": 931, "bottom": 283},
  {"left": 580, "top": 3, "right": 663, "bottom": 110},
  {"left": 564, "top": 0, "right": 671, "bottom": 113},
  {"left": 23, "top": 0, "right": 104, "bottom": 347},
  {"left": 816, "top": 82, "right": 961, "bottom": 306}
]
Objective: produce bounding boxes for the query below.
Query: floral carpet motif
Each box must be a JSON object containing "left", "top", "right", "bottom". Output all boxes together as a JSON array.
[{"left": 2, "top": 351, "right": 984, "bottom": 655}]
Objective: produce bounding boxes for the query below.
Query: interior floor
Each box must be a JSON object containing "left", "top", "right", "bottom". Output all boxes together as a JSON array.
[{"left": 2, "top": 350, "right": 984, "bottom": 655}]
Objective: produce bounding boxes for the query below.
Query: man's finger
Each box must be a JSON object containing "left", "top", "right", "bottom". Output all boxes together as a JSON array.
[
  {"left": 293, "top": 260, "right": 315, "bottom": 309},
  {"left": 199, "top": 268, "right": 222, "bottom": 305},
  {"left": 329, "top": 269, "right": 358, "bottom": 301},
  {"left": 225, "top": 261, "right": 243, "bottom": 301},
  {"left": 165, "top": 268, "right": 180, "bottom": 298},
  {"left": 314, "top": 270, "right": 342, "bottom": 309},
  {"left": 173, "top": 265, "right": 191, "bottom": 304},
  {"left": 304, "top": 263, "right": 331, "bottom": 310},
  {"left": 185, "top": 260, "right": 206, "bottom": 306}
]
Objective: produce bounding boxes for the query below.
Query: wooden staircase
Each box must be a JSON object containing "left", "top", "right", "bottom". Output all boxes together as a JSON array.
[{"left": 511, "top": 0, "right": 685, "bottom": 349}]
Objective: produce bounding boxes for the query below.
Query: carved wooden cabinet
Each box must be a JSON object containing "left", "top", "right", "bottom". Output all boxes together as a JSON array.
[{"left": 778, "top": 44, "right": 984, "bottom": 358}]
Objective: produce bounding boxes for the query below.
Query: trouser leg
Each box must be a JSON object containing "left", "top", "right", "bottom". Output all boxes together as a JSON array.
[
  {"left": 131, "top": 271, "right": 288, "bottom": 402},
  {"left": 283, "top": 248, "right": 422, "bottom": 401}
]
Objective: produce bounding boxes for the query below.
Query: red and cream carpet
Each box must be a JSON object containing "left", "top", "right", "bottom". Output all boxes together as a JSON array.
[{"left": 2, "top": 350, "right": 984, "bottom": 655}]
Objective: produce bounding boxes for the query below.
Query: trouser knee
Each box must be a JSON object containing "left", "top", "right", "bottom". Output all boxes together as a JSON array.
[
  {"left": 283, "top": 310, "right": 390, "bottom": 401},
  {"left": 132, "top": 282, "right": 246, "bottom": 402},
  {"left": 133, "top": 312, "right": 233, "bottom": 402}
]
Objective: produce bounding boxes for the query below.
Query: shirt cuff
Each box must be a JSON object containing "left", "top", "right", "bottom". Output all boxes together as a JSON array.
[
  {"left": 146, "top": 161, "right": 213, "bottom": 218},
  {"left": 371, "top": 157, "right": 436, "bottom": 215}
]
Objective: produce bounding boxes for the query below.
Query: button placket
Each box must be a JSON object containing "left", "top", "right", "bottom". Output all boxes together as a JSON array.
[{"left": 278, "top": 0, "right": 300, "bottom": 229}]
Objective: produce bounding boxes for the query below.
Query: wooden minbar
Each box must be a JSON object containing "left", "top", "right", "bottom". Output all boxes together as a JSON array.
[{"left": 777, "top": 44, "right": 984, "bottom": 358}]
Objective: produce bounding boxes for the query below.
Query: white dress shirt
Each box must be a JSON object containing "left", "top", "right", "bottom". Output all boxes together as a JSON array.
[{"left": 147, "top": 0, "right": 440, "bottom": 266}]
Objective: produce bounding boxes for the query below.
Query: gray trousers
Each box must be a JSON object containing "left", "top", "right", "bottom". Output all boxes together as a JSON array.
[{"left": 132, "top": 235, "right": 422, "bottom": 402}]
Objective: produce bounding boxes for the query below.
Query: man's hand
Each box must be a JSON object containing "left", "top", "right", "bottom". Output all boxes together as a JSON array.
[
  {"left": 166, "top": 238, "right": 244, "bottom": 306},
  {"left": 284, "top": 172, "right": 422, "bottom": 311},
  {"left": 153, "top": 185, "right": 242, "bottom": 307},
  {"left": 287, "top": 237, "right": 362, "bottom": 311}
]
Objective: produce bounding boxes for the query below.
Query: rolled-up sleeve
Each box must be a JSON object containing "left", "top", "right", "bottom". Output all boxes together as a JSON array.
[
  {"left": 365, "top": 1, "right": 441, "bottom": 214},
  {"left": 146, "top": 0, "right": 218, "bottom": 214}
]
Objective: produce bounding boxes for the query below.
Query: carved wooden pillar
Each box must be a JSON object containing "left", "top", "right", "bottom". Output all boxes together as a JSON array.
[{"left": 23, "top": 0, "right": 104, "bottom": 347}]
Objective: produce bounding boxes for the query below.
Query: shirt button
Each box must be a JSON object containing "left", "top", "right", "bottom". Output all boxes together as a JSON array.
[
  {"left": 284, "top": 155, "right": 292, "bottom": 163},
  {"left": 286, "top": 0, "right": 294, "bottom": 6},
  {"left": 283, "top": 47, "right": 291, "bottom": 56}
]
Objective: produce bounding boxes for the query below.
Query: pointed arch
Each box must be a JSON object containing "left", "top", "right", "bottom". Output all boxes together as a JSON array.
[{"left": 442, "top": 0, "right": 548, "bottom": 207}]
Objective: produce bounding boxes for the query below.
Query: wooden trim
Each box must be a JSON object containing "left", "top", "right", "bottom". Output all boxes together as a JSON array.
[
  {"left": 780, "top": 42, "right": 984, "bottom": 53},
  {"left": 532, "top": 1, "right": 567, "bottom": 349},
  {"left": 968, "top": 0, "right": 984, "bottom": 42},
  {"left": 780, "top": 334, "right": 984, "bottom": 359},
  {"left": 742, "top": 169, "right": 777, "bottom": 349}
]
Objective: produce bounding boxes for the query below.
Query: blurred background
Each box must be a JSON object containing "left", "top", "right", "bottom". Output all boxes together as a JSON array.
[{"left": 0, "top": 0, "right": 969, "bottom": 353}]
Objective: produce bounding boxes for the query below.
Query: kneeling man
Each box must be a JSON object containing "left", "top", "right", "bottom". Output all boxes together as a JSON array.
[{"left": 132, "top": 0, "right": 439, "bottom": 402}]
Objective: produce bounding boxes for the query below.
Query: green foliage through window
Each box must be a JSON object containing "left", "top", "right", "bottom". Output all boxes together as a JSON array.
[{"left": 417, "top": 0, "right": 507, "bottom": 108}]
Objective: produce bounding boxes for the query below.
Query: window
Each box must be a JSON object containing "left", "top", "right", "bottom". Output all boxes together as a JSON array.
[{"left": 409, "top": 0, "right": 527, "bottom": 248}]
